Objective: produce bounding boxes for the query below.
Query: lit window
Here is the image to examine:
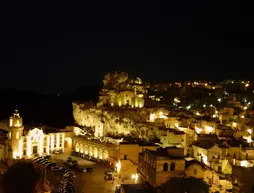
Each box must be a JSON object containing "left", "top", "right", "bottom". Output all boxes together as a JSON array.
[{"left": 16, "top": 132, "right": 19, "bottom": 139}]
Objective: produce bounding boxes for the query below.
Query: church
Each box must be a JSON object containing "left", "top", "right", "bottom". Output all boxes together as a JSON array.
[{"left": 7, "top": 109, "right": 66, "bottom": 159}]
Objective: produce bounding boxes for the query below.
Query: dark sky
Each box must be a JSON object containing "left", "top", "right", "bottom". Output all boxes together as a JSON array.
[{"left": 0, "top": 1, "right": 254, "bottom": 94}]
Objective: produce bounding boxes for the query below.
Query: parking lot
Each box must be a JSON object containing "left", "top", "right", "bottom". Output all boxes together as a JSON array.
[{"left": 49, "top": 151, "right": 120, "bottom": 193}]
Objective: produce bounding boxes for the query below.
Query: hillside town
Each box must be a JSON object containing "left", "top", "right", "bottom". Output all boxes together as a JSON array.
[{"left": 1, "top": 71, "right": 254, "bottom": 193}]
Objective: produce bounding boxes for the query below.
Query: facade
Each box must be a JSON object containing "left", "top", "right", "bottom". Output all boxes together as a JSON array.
[
  {"left": 185, "top": 161, "right": 232, "bottom": 192},
  {"left": 8, "top": 109, "right": 66, "bottom": 159},
  {"left": 98, "top": 72, "right": 146, "bottom": 108},
  {"left": 138, "top": 147, "right": 185, "bottom": 187}
]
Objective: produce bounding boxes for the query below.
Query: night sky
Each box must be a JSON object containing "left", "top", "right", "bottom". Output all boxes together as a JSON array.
[{"left": 0, "top": 1, "right": 253, "bottom": 94}]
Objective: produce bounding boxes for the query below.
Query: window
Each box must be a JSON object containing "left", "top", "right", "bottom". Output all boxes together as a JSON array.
[
  {"left": 23, "top": 150, "right": 26, "bottom": 155},
  {"left": 170, "top": 162, "right": 175, "bottom": 171},
  {"left": 163, "top": 163, "right": 168, "bottom": 171},
  {"left": 194, "top": 169, "right": 197, "bottom": 175},
  {"left": 44, "top": 148, "right": 46, "bottom": 153},
  {"left": 124, "top": 154, "right": 127, "bottom": 160},
  {"left": 16, "top": 132, "right": 19, "bottom": 139}
]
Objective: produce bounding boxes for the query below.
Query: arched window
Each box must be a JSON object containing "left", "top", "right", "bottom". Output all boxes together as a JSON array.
[
  {"left": 170, "top": 162, "right": 175, "bottom": 171},
  {"left": 163, "top": 163, "right": 168, "bottom": 171}
]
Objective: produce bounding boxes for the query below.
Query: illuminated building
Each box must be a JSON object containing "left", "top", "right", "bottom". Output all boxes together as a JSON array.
[
  {"left": 8, "top": 109, "right": 65, "bottom": 159},
  {"left": 97, "top": 72, "right": 146, "bottom": 108}
]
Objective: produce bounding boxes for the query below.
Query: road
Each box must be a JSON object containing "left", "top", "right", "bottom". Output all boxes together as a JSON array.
[{"left": 50, "top": 151, "right": 120, "bottom": 193}]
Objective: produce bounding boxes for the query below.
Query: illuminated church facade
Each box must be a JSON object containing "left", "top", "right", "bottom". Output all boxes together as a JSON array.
[{"left": 8, "top": 109, "right": 66, "bottom": 159}]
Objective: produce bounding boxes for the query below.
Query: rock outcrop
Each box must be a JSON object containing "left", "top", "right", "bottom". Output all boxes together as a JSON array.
[{"left": 73, "top": 102, "right": 158, "bottom": 140}]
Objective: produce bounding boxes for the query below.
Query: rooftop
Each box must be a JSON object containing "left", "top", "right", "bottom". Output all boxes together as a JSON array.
[
  {"left": 159, "top": 128, "right": 185, "bottom": 135},
  {"left": 193, "top": 140, "right": 216, "bottom": 149},
  {"left": 144, "top": 148, "right": 185, "bottom": 159}
]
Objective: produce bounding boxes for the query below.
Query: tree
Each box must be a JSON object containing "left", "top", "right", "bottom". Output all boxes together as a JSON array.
[
  {"left": 161, "top": 177, "right": 209, "bottom": 193},
  {"left": 2, "top": 161, "right": 41, "bottom": 193}
]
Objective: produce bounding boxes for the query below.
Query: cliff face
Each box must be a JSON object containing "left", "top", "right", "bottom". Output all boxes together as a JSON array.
[{"left": 73, "top": 102, "right": 156, "bottom": 139}]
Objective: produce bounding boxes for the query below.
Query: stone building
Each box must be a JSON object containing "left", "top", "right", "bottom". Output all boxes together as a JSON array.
[
  {"left": 138, "top": 147, "right": 185, "bottom": 187},
  {"left": 98, "top": 71, "right": 146, "bottom": 108},
  {"left": 185, "top": 160, "right": 232, "bottom": 192}
]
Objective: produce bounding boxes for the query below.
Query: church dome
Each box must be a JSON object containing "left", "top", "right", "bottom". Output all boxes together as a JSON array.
[{"left": 133, "top": 77, "right": 142, "bottom": 84}]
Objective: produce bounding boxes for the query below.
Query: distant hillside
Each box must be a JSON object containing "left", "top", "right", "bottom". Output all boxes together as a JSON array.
[{"left": 0, "top": 88, "right": 74, "bottom": 128}]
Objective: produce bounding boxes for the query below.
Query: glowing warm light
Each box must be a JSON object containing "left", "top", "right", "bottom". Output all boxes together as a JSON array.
[
  {"left": 247, "top": 129, "right": 252, "bottom": 135},
  {"left": 186, "top": 105, "right": 191, "bottom": 110},
  {"left": 245, "top": 83, "right": 249, "bottom": 87},
  {"left": 56, "top": 134, "right": 60, "bottom": 149},
  {"left": 131, "top": 173, "right": 139, "bottom": 183},
  {"left": 241, "top": 115, "right": 245, "bottom": 119},
  {"left": 62, "top": 133, "right": 65, "bottom": 152},
  {"left": 27, "top": 136, "right": 31, "bottom": 158},
  {"left": 244, "top": 106, "right": 248, "bottom": 110},
  {"left": 174, "top": 97, "right": 180, "bottom": 103},
  {"left": 13, "top": 151, "right": 19, "bottom": 159},
  {"left": 217, "top": 98, "right": 222, "bottom": 102},
  {"left": 150, "top": 113, "right": 155, "bottom": 122},
  {"left": 116, "top": 160, "right": 121, "bottom": 173},
  {"left": 19, "top": 139, "right": 23, "bottom": 158},
  {"left": 240, "top": 160, "right": 247, "bottom": 167},
  {"left": 15, "top": 120, "right": 21, "bottom": 127},
  {"left": 243, "top": 136, "right": 253, "bottom": 143},
  {"left": 232, "top": 122, "right": 237, "bottom": 127},
  {"left": 74, "top": 127, "right": 85, "bottom": 136},
  {"left": 202, "top": 155, "right": 208, "bottom": 164},
  {"left": 196, "top": 111, "right": 200, "bottom": 116},
  {"left": 51, "top": 135, "right": 54, "bottom": 149},
  {"left": 205, "top": 126, "right": 213, "bottom": 133},
  {"left": 195, "top": 127, "right": 201, "bottom": 134},
  {"left": 65, "top": 137, "right": 72, "bottom": 149},
  {"left": 94, "top": 148, "right": 98, "bottom": 158},
  {"left": 39, "top": 134, "right": 44, "bottom": 156},
  {"left": 47, "top": 135, "right": 50, "bottom": 154}
]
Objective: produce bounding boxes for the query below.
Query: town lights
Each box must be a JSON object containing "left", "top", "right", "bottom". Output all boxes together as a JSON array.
[
  {"left": 116, "top": 160, "right": 121, "bottom": 174},
  {"left": 131, "top": 173, "right": 139, "bottom": 183}
]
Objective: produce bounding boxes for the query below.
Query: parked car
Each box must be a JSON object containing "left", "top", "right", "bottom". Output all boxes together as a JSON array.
[
  {"left": 104, "top": 175, "right": 113, "bottom": 181},
  {"left": 59, "top": 167, "right": 70, "bottom": 175},
  {"left": 65, "top": 157, "right": 72, "bottom": 161},
  {"left": 105, "top": 170, "right": 113, "bottom": 175},
  {"left": 44, "top": 155, "right": 52, "bottom": 159},
  {"left": 46, "top": 162, "right": 56, "bottom": 169},
  {"left": 51, "top": 166, "right": 60, "bottom": 171},
  {"left": 78, "top": 167, "right": 93, "bottom": 173},
  {"left": 53, "top": 149, "right": 63, "bottom": 154},
  {"left": 33, "top": 157, "right": 43, "bottom": 161},
  {"left": 86, "top": 168, "right": 93, "bottom": 172}
]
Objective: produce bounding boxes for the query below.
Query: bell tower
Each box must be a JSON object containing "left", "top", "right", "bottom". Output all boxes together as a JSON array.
[{"left": 8, "top": 108, "right": 24, "bottom": 158}]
